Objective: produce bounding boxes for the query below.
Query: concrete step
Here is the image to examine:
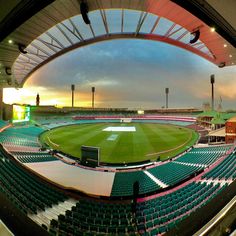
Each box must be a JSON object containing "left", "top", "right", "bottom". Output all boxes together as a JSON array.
[{"left": 29, "top": 198, "right": 77, "bottom": 227}]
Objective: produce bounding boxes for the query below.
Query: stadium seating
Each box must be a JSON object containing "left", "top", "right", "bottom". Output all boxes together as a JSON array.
[
  {"left": 11, "top": 151, "right": 57, "bottom": 163},
  {"left": 110, "top": 145, "right": 233, "bottom": 197},
  {"left": 40, "top": 119, "right": 118, "bottom": 129},
  {"left": 148, "top": 162, "right": 203, "bottom": 186},
  {"left": 0, "top": 120, "right": 8, "bottom": 128},
  {"left": 202, "top": 152, "right": 236, "bottom": 180},
  {"left": 49, "top": 199, "right": 136, "bottom": 236},
  {"left": 111, "top": 171, "right": 161, "bottom": 197},
  {"left": 136, "top": 182, "right": 227, "bottom": 235},
  {"left": 111, "top": 162, "right": 203, "bottom": 197},
  {"left": 175, "top": 145, "right": 231, "bottom": 166},
  {"left": 0, "top": 125, "right": 44, "bottom": 148},
  {"left": 0, "top": 149, "right": 67, "bottom": 215},
  {"left": 48, "top": 181, "right": 229, "bottom": 236},
  {"left": 133, "top": 119, "right": 193, "bottom": 126},
  {"left": 0, "top": 122, "right": 234, "bottom": 236},
  {"left": 189, "top": 145, "right": 231, "bottom": 154},
  {"left": 0, "top": 135, "right": 39, "bottom": 147},
  {"left": 3, "top": 125, "right": 44, "bottom": 136},
  {"left": 33, "top": 113, "right": 195, "bottom": 129}
]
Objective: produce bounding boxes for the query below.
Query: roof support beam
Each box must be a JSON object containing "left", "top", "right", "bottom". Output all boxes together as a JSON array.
[
  {"left": 176, "top": 30, "right": 189, "bottom": 41},
  {"left": 95, "top": 0, "right": 109, "bottom": 35},
  {"left": 68, "top": 19, "right": 84, "bottom": 41},
  {"left": 15, "top": 60, "right": 38, "bottom": 66},
  {"left": 46, "top": 32, "right": 65, "bottom": 49},
  {"left": 26, "top": 51, "right": 49, "bottom": 60},
  {"left": 60, "top": 22, "right": 82, "bottom": 42},
  {"left": 19, "top": 53, "right": 42, "bottom": 65},
  {"left": 197, "top": 44, "right": 206, "bottom": 50},
  {"left": 190, "top": 41, "right": 203, "bottom": 48},
  {"left": 121, "top": 9, "right": 124, "bottom": 33},
  {"left": 150, "top": 16, "right": 161, "bottom": 34},
  {"left": 166, "top": 26, "right": 183, "bottom": 38},
  {"left": 99, "top": 9, "right": 110, "bottom": 35},
  {"left": 31, "top": 43, "right": 52, "bottom": 57},
  {"left": 88, "top": 24, "right": 96, "bottom": 38},
  {"left": 135, "top": 11, "right": 148, "bottom": 36},
  {"left": 164, "top": 23, "right": 177, "bottom": 37},
  {"left": 56, "top": 24, "right": 73, "bottom": 46},
  {"left": 36, "top": 39, "right": 61, "bottom": 53}
]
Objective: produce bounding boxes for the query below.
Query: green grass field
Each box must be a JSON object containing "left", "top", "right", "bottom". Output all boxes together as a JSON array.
[{"left": 40, "top": 123, "right": 198, "bottom": 163}]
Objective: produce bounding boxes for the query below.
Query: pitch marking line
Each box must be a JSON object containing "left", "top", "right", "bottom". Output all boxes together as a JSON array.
[
  {"left": 146, "top": 130, "right": 193, "bottom": 157},
  {"left": 47, "top": 136, "right": 59, "bottom": 147}
]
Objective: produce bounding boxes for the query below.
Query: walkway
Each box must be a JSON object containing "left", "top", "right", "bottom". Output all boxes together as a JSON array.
[{"left": 144, "top": 170, "right": 168, "bottom": 188}]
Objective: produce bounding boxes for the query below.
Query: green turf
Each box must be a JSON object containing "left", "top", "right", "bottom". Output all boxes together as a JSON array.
[{"left": 40, "top": 123, "right": 198, "bottom": 163}]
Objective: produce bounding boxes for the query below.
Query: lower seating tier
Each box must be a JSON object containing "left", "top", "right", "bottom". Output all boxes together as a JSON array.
[
  {"left": 48, "top": 181, "right": 229, "bottom": 236},
  {"left": 148, "top": 162, "right": 203, "bottom": 186},
  {"left": 111, "top": 171, "right": 161, "bottom": 197},
  {"left": 0, "top": 149, "right": 68, "bottom": 215},
  {"left": 11, "top": 151, "right": 57, "bottom": 163}
]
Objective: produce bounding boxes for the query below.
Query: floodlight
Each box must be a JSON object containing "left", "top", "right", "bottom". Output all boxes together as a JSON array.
[
  {"left": 18, "top": 43, "right": 27, "bottom": 54},
  {"left": 80, "top": 1, "right": 90, "bottom": 24},
  {"left": 190, "top": 29, "right": 200, "bottom": 44}
]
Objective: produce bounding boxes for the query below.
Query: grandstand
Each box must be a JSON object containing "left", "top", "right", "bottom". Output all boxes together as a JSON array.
[
  {"left": 0, "top": 115, "right": 234, "bottom": 235},
  {"left": 11, "top": 151, "right": 57, "bottom": 163},
  {"left": 0, "top": 148, "right": 69, "bottom": 215},
  {"left": 202, "top": 152, "right": 236, "bottom": 181}
]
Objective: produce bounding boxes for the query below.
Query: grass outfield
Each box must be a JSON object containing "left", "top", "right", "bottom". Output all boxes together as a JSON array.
[{"left": 40, "top": 123, "right": 198, "bottom": 163}]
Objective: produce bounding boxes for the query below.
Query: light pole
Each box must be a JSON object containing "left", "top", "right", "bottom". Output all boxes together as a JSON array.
[
  {"left": 210, "top": 75, "right": 215, "bottom": 111},
  {"left": 92, "top": 87, "right": 95, "bottom": 109},
  {"left": 165, "top": 88, "right": 169, "bottom": 109},
  {"left": 71, "top": 84, "right": 75, "bottom": 107}
]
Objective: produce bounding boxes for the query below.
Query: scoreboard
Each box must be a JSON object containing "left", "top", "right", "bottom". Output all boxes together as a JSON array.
[
  {"left": 12, "top": 105, "right": 30, "bottom": 123},
  {"left": 81, "top": 146, "right": 100, "bottom": 167}
]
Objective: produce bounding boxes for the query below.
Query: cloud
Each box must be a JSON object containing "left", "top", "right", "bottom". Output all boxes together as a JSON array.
[
  {"left": 18, "top": 39, "right": 236, "bottom": 109},
  {"left": 216, "top": 82, "right": 236, "bottom": 99}
]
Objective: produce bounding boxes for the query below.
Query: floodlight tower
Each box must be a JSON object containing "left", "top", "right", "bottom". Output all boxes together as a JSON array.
[
  {"left": 36, "top": 93, "right": 40, "bottom": 106},
  {"left": 165, "top": 88, "right": 169, "bottom": 109},
  {"left": 210, "top": 75, "right": 215, "bottom": 111},
  {"left": 71, "top": 84, "right": 75, "bottom": 107},
  {"left": 92, "top": 87, "right": 95, "bottom": 109}
]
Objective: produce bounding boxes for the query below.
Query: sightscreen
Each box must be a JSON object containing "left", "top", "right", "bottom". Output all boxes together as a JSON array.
[
  {"left": 81, "top": 146, "right": 100, "bottom": 167},
  {"left": 12, "top": 105, "right": 30, "bottom": 123}
]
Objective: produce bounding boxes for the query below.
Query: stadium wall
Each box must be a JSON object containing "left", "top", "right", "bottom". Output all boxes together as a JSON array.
[{"left": 225, "top": 119, "right": 236, "bottom": 143}]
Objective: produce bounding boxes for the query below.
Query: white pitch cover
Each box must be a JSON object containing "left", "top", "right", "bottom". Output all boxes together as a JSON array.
[{"left": 103, "top": 126, "right": 136, "bottom": 132}]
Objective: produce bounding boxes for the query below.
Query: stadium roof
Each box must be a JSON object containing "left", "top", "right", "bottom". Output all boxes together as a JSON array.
[
  {"left": 208, "top": 127, "right": 226, "bottom": 137},
  {"left": 211, "top": 116, "right": 225, "bottom": 125},
  {"left": 0, "top": 0, "right": 235, "bottom": 88},
  {"left": 226, "top": 116, "right": 236, "bottom": 123},
  {"left": 198, "top": 110, "right": 218, "bottom": 117}
]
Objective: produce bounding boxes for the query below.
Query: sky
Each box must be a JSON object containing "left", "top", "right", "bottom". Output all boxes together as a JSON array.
[{"left": 3, "top": 39, "right": 236, "bottom": 110}]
